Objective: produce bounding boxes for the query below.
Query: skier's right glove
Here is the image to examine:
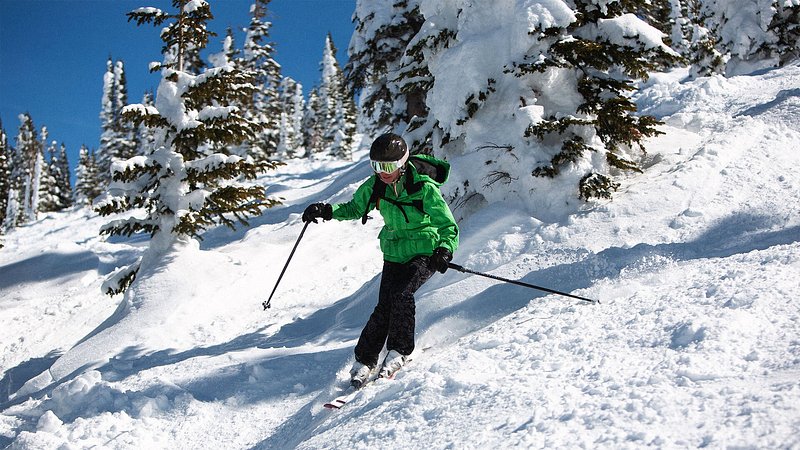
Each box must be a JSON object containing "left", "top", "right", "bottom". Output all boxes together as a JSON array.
[
  {"left": 302, "top": 203, "right": 333, "bottom": 223},
  {"left": 430, "top": 247, "right": 452, "bottom": 274}
]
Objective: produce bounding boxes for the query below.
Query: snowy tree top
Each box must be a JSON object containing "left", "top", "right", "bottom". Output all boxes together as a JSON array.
[{"left": 184, "top": 0, "right": 208, "bottom": 14}]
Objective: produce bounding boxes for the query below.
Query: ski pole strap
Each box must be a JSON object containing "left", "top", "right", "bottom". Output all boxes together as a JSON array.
[
  {"left": 447, "top": 263, "right": 599, "bottom": 304},
  {"left": 264, "top": 221, "right": 311, "bottom": 310}
]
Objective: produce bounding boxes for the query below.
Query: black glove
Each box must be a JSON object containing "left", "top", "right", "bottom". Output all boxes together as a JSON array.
[
  {"left": 430, "top": 247, "right": 452, "bottom": 274},
  {"left": 302, "top": 203, "right": 333, "bottom": 223}
]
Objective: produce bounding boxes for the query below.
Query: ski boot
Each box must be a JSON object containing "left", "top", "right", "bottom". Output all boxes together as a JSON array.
[
  {"left": 349, "top": 361, "right": 374, "bottom": 389},
  {"left": 379, "top": 350, "right": 407, "bottom": 379}
]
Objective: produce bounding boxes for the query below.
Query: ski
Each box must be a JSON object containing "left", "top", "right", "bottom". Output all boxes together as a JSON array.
[
  {"left": 323, "top": 370, "right": 400, "bottom": 410},
  {"left": 323, "top": 386, "right": 361, "bottom": 410},
  {"left": 324, "top": 351, "right": 420, "bottom": 410}
]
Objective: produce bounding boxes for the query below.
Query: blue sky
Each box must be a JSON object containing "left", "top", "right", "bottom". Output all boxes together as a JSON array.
[{"left": 0, "top": 0, "right": 356, "bottom": 177}]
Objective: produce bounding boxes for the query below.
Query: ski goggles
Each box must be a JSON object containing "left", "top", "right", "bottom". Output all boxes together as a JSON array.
[{"left": 370, "top": 153, "right": 409, "bottom": 174}]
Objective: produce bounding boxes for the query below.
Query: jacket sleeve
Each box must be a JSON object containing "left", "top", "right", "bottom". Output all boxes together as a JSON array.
[
  {"left": 423, "top": 184, "right": 459, "bottom": 254},
  {"left": 330, "top": 177, "right": 376, "bottom": 221}
]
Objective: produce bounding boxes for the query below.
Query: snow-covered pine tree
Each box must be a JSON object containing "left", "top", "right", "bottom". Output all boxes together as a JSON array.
[
  {"left": 48, "top": 143, "right": 73, "bottom": 211},
  {"left": 97, "top": 0, "right": 281, "bottom": 296},
  {"left": 25, "top": 128, "right": 44, "bottom": 223},
  {"left": 663, "top": 0, "right": 696, "bottom": 61},
  {"left": 0, "top": 121, "right": 10, "bottom": 227},
  {"left": 768, "top": 0, "right": 800, "bottom": 65},
  {"left": 113, "top": 61, "right": 139, "bottom": 160},
  {"left": 98, "top": 59, "right": 139, "bottom": 186},
  {"left": 2, "top": 187, "right": 19, "bottom": 230},
  {"left": 98, "top": 58, "right": 117, "bottom": 184},
  {"left": 696, "top": 0, "right": 799, "bottom": 75},
  {"left": 157, "top": 6, "right": 208, "bottom": 75},
  {"left": 338, "top": 91, "right": 358, "bottom": 159},
  {"left": 6, "top": 114, "right": 42, "bottom": 226},
  {"left": 38, "top": 138, "right": 60, "bottom": 213},
  {"left": 74, "top": 145, "right": 103, "bottom": 206},
  {"left": 302, "top": 88, "right": 324, "bottom": 156},
  {"left": 636, "top": 0, "right": 690, "bottom": 68},
  {"left": 347, "top": 0, "right": 425, "bottom": 136},
  {"left": 134, "top": 91, "right": 158, "bottom": 157},
  {"left": 241, "top": 0, "right": 282, "bottom": 162},
  {"left": 209, "top": 28, "right": 240, "bottom": 69},
  {"left": 392, "top": 4, "right": 457, "bottom": 154},
  {"left": 319, "top": 34, "right": 356, "bottom": 159},
  {"left": 520, "top": 0, "right": 680, "bottom": 199},
  {"left": 355, "top": 0, "right": 678, "bottom": 217},
  {"left": 688, "top": 3, "right": 726, "bottom": 76},
  {"left": 2, "top": 116, "right": 24, "bottom": 230},
  {"left": 277, "top": 76, "right": 305, "bottom": 158}
]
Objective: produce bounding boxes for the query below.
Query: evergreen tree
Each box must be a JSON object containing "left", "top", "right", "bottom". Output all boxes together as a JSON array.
[
  {"left": 98, "top": 59, "right": 138, "bottom": 186},
  {"left": 768, "top": 1, "right": 800, "bottom": 65},
  {"left": 25, "top": 129, "right": 44, "bottom": 222},
  {"left": 636, "top": 0, "right": 690, "bottom": 69},
  {"left": 509, "top": 0, "right": 680, "bottom": 199},
  {"left": 49, "top": 143, "right": 73, "bottom": 211},
  {"left": 3, "top": 186, "right": 19, "bottom": 230},
  {"left": 99, "top": 0, "right": 282, "bottom": 296},
  {"left": 0, "top": 120, "right": 10, "bottom": 227},
  {"left": 392, "top": 6, "right": 457, "bottom": 154},
  {"left": 695, "top": 0, "right": 799, "bottom": 75},
  {"left": 74, "top": 145, "right": 103, "bottom": 206},
  {"left": 302, "top": 88, "right": 323, "bottom": 156},
  {"left": 5, "top": 114, "right": 42, "bottom": 227},
  {"left": 241, "top": 0, "right": 282, "bottom": 161},
  {"left": 38, "top": 138, "right": 60, "bottom": 213},
  {"left": 209, "top": 27, "right": 240, "bottom": 69},
  {"left": 353, "top": 0, "right": 679, "bottom": 213},
  {"left": 277, "top": 76, "right": 305, "bottom": 158},
  {"left": 98, "top": 57, "right": 117, "bottom": 184},
  {"left": 686, "top": 0, "right": 726, "bottom": 76},
  {"left": 318, "top": 34, "right": 356, "bottom": 159},
  {"left": 113, "top": 60, "right": 139, "bottom": 160},
  {"left": 0, "top": 116, "right": 23, "bottom": 230},
  {"left": 346, "top": 0, "right": 425, "bottom": 135},
  {"left": 152, "top": 1, "right": 210, "bottom": 75},
  {"left": 665, "top": 0, "right": 699, "bottom": 61}
]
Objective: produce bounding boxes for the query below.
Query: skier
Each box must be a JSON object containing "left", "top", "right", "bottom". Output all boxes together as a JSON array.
[{"left": 302, "top": 133, "right": 459, "bottom": 387}]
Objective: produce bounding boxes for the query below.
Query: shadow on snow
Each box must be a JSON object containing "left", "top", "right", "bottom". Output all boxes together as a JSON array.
[{"left": 0, "top": 251, "right": 99, "bottom": 290}]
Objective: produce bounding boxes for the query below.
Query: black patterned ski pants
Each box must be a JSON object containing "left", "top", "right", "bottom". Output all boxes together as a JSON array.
[{"left": 354, "top": 256, "right": 434, "bottom": 367}]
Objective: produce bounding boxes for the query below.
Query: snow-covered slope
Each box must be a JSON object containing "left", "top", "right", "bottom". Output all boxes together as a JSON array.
[{"left": 2, "top": 63, "right": 799, "bottom": 449}]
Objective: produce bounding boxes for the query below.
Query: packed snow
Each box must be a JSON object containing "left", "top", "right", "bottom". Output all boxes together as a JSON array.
[{"left": 1, "top": 63, "right": 800, "bottom": 448}]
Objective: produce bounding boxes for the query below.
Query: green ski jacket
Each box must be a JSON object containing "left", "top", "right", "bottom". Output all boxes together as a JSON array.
[{"left": 331, "top": 154, "right": 459, "bottom": 264}]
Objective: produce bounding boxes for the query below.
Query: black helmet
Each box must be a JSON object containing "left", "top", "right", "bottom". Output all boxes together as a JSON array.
[{"left": 370, "top": 133, "right": 408, "bottom": 162}]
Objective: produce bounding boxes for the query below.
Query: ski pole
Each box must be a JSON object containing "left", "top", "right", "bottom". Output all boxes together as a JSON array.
[
  {"left": 447, "top": 262, "right": 599, "bottom": 304},
  {"left": 263, "top": 221, "right": 311, "bottom": 310}
]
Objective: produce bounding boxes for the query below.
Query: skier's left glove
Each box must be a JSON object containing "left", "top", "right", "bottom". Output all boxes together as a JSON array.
[
  {"left": 430, "top": 247, "right": 452, "bottom": 274},
  {"left": 302, "top": 203, "right": 333, "bottom": 223}
]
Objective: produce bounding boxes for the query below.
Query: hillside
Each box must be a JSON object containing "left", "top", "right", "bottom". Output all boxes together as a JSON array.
[{"left": 1, "top": 63, "right": 799, "bottom": 448}]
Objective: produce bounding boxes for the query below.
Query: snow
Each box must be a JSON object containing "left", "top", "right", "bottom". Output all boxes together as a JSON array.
[
  {"left": 2, "top": 61, "right": 800, "bottom": 448},
  {"left": 198, "top": 105, "right": 238, "bottom": 121},
  {"left": 130, "top": 7, "right": 162, "bottom": 16},
  {"left": 595, "top": 14, "right": 677, "bottom": 53},
  {"left": 183, "top": 0, "right": 207, "bottom": 15}
]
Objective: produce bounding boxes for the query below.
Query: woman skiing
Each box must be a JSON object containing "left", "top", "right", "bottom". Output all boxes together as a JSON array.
[{"left": 302, "top": 133, "right": 459, "bottom": 387}]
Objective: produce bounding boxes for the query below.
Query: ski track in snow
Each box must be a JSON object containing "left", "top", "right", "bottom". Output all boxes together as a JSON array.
[{"left": 1, "top": 64, "right": 800, "bottom": 448}]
